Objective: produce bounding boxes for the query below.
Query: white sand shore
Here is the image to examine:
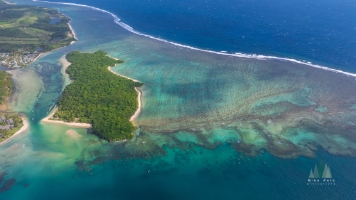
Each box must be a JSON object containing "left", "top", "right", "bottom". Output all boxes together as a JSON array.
[
  {"left": 108, "top": 66, "right": 140, "bottom": 82},
  {"left": 130, "top": 87, "right": 142, "bottom": 122},
  {"left": 67, "top": 23, "right": 78, "bottom": 40},
  {"left": 0, "top": 116, "right": 29, "bottom": 146},
  {"left": 41, "top": 106, "right": 92, "bottom": 128},
  {"left": 40, "top": 57, "right": 90, "bottom": 128},
  {"left": 60, "top": 55, "right": 71, "bottom": 73},
  {"left": 32, "top": 53, "right": 43, "bottom": 64},
  {"left": 108, "top": 67, "right": 142, "bottom": 123},
  {"left": 60, "top": 56, "right": 72, "bottom": 89},
  {"left": 41, "top": 59, "right": 141, "bottom": 128}
]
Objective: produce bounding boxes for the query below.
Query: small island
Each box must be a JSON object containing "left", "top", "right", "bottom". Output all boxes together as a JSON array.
[
  {"left": 46, "top": 51, "right": 143, "bottom": 141},
  {"left": 0, "top": 0, "right": 76, "bottom": 68},
  {"left": 0, "top": 71, "right": 25, "bottom": 143}
]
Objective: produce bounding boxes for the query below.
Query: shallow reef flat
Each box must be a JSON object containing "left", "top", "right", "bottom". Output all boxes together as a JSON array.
[
  {"left": 1, "top": 1, "right": 356, "bottom": 199},
  {"left": 132, "top": 54, "right": 356, "bottom": 158},
  {"left": 4, "top": 0, "right": 356, "bottom": 161},
  {"left": 15, "top": 1, "right": 354, "bottom": 159}
]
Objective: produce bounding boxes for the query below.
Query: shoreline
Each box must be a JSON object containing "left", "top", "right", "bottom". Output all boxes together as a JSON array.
[
  {"left": 108, "top": 67, "right": 142, "bottom": 123},
  {"left": 41, "top": 56, "right": 90, "bottom": 128},
  {"left": 130, "top": 87, "right": 142, "bottom": 123},
  {"left": 31, "top": 53, "right": 43, "bottom": 64},
  {"left": 59, "top": 55, "right": 72, "bottom": 89},
  {"left": 108, "top": 66, "right": 140, "bottom": 82},
  {"left": 40, "top": 57, "right": 140, "bottom": 129},
  {"left": 0, "top": 116, "right": 29, "bottom": 146},
  {"left": 41, "top": 106, "right": 92, "bottom": 128},
  {"left": 34, "top": 0, "right": 356, "bottom": 79},
  {"left": 67, "top": 22, "right": 78, "bottom": 41},
  {"left": 3, "top": 0, "right": 15, "bottom": 4}
]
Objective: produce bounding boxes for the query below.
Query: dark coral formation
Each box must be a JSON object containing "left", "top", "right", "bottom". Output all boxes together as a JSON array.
[
  {"left": 136, "top": 57, "right": 356, "bottom": 158},
  {"left": 0, "top": 178, "right": 16, "bottom": 193},
  {"left": 0, "top": 172, "right": 6, "bottom": 186}
]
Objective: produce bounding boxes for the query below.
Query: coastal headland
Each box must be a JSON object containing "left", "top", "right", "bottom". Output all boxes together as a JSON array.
[{"left": 0, "top": 0, "right": 76, "bottom": 68}]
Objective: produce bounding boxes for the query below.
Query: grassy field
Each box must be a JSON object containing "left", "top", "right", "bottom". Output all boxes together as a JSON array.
[
  {"left": 0, "top": 37, "right": 41, "bottom": 44},
  {"left": 0, "top": 0, "right": 76, "bottom": 53}
]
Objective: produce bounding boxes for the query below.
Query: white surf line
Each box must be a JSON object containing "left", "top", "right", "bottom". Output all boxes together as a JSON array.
[
  {"left": 3, "top": 0, "right": 16, "bottom": 4},
  {"left": 33, "top": 0, "right": 356, "bottom": 78}
]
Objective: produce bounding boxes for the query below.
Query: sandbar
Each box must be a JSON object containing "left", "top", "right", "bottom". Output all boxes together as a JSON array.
[{"left": 32, "top": 53, "right": 43, "bottom": 64}]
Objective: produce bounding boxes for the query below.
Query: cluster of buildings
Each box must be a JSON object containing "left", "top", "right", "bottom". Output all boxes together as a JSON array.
[
  {"left": 0, "top": 51, "right": 39, "bottom": 68},
  {"left": 0, "top": 115, "right": 15, "bottom": 138}
]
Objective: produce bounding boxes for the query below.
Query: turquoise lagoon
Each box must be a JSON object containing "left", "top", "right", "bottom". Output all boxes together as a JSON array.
[{"left": 1, "top": 1, "right": 356, "bottom": 199}]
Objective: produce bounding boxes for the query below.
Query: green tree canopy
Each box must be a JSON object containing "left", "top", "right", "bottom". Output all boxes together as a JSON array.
[{"left": 54, "top": 51, "right": 143, "bottom": 141}]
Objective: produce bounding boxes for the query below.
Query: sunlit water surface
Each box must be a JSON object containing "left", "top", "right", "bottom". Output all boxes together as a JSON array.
[{"left": 0, "top": 1, "right": 356, "bottom": 199}]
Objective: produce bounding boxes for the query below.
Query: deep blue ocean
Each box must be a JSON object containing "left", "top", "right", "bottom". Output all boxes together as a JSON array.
[
  {"left": 1, "top": 0, "right": 356, "bottom": 199},
  {"left": 46, "top": 0, "right": 356, "bottom": 72}
]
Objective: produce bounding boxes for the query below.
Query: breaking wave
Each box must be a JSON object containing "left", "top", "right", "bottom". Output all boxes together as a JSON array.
[{"left": 34, "top": 0, "right": 356, "bottom": 78}]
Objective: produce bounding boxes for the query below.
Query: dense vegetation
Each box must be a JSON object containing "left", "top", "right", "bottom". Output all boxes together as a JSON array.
[
  {"left": 54, "top": 51, "right": 143, "bottom": 141},
  {"left": 0, "top": 71, "right": 13, "bottom": 104},
  {"left": 0, "top": 69, "right": 22, "bottom": 142},
  {"left": 0, "top": 1, "right": 76, "bottom": 53}
]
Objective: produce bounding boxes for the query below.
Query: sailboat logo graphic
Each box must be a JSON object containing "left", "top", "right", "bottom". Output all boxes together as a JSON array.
[
  {"left": 309, "top": 163, "right": 332, "bottom": 178},
  {"left": 307, "top": 163, "right": 335, "bottom": 186}
]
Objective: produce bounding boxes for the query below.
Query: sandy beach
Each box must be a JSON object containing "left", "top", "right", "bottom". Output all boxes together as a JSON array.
[
  {"left": 60, "top": 55, "right": 71, "bottom": 73},
  {"left": 40, "top": 56, "right": 89, "bottom": 128},
  {"left": 0, "top": 116, "right": 29, "bottom": 146},
  {"left": 32, "top": 53, "right": 43, "bottom": 64},
  {"left": 60, "top": 56, "right": 72, "bottom": 89},
  {"left": 41, "top": 59, "right": 141, "bottom": 128},
  {"left": 130, "top": 87, "right": 142, "bottom": 122},
  {"left": 67, "top": 23, "right": 78, "bottom": 41},
  {"left": 108, "top": 67, "right": 142, "bottom": 123},
  {"left": 108, "top": 66, "right": 140, "bottom": 82},
  {"left": 41, "top": 106, "right": 92, "bottom": 128}
]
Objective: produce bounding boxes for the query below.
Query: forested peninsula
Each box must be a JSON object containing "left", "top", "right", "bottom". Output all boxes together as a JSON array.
[
  {"left": 0, "top": 0, "right": 76, "bottom": 68},
  {"left": 0, "top": 71, "right": 24, "bottom": 142},
  {"left": 52, "top": 51, "right": 143, "bottom": 141}
]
